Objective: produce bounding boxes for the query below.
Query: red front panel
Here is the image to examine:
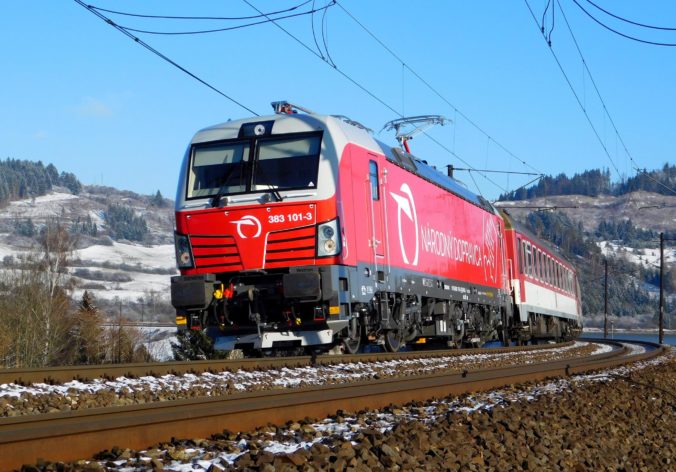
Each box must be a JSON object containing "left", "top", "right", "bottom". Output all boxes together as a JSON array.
[
  {"left": 339, "top": 144, "right": 506, "bottom": 291},
  {"left": 176, "top": 201, "right": 338, "bottom": 275}
]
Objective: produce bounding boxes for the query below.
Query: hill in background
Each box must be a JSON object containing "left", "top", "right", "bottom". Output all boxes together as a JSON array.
[
  {"left": 0, "top": 159, "right": 177, "bottom": 324},
  {"left": 497, "top": 164, "right": 675, "bottom": 330}
]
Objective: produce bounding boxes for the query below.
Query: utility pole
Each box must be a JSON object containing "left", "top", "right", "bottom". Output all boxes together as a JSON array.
[
  {"left": 659, "top": 232, "right": 664, "bottom": 345},
  {"left": 604, "top": 259, "right": 609, "bottom": 339}
]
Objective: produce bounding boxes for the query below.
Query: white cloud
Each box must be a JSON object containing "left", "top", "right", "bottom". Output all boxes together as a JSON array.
[{"left": 72, "top": 97, "right": 113, "bottom": 118}]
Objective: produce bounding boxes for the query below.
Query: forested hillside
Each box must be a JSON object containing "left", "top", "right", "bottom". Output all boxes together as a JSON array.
[
  {"left": 0, "top": 159, "right": 82, "bottom": 205},
  {"left": 499, "top": 164, "right": 675, "bottom": 201}
]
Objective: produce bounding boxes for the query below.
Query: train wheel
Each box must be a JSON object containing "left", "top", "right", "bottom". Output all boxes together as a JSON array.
[
  {"left": 341, "top": 317, "right": 361, "bottom": 354},
  {"left": 384, "top": 330, "right": 404, "bottom": 352}
]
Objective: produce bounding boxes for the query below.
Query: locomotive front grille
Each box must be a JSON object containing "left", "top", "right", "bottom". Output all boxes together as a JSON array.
[
  {"left": 265, "top": 225, "right": 316, "bottom": 267},
  {"left": 190, "top": 235, "right": 244, "bottom": 271}
]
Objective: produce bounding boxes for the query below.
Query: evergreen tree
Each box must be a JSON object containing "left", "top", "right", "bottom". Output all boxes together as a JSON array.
[
  {"left": 150, "top": 190, "right": 166, "bottom": 207},
  {"left": 13, "top": 218, "right": 35, "bottom": 237},
  {"left": 105, "top": 204, "right": 148, "bottom": 241},
  {"left": 68, "top": 291, "right": 105, "bottom": 365},
  {"left": 171, "top": 330, "right": 220, "bottom": 360},
  {"left": 58, "top": 171, "right": 82, "bottom": 195}
]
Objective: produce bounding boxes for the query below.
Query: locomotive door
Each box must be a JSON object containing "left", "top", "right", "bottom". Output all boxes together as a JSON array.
[{"left": 368, "top": 158, "right": 387, "bottom": 275}]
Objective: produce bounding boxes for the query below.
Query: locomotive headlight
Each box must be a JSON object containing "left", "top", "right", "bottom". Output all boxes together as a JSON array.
[
  {"left": 322, "top": 225, "right": 335, "bottom": 239},
  {"left": 174, "top": 232, "right": 194, "bottom": 269},
  {"left": 317, "top": 218, "right": 341, "bottom": 257},
  {"left": 324, "top": 239, "right": 336, "bottom": 252}
]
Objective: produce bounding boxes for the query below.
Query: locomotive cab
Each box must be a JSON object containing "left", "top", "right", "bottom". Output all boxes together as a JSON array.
[{"left": 171, "top": 105, "right": 356, "bottom": 352}]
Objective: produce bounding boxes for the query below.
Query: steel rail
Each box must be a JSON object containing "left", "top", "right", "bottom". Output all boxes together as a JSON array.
[
  {"left": 0, "top": 341, "right": 573, "bottom": 385},
  {"left": 0, "top": 340, "right": 666, "bottom": 471}
]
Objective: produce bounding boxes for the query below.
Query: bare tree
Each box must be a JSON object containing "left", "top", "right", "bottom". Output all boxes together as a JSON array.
[{"left": 0, "top": 219, "right": 75, "bottom": 368}]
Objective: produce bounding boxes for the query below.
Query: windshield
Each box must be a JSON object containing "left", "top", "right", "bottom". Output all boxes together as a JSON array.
[
  {"left": 188, "top": 141, "right": 249, "bottom": 198},
  {"left": 187, "top": 133, "right": 321, "bottom": 200},
  {"left": 253, "top": 135, "right": 320, "bottom": 191}
]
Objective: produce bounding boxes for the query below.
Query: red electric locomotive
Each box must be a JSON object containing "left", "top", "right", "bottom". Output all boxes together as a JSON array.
[{"left": 170, "top": 101, "right": 581, "bottom": 353}]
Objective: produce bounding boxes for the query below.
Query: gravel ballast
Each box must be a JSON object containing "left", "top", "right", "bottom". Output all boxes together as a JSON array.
[
  {"left": 2, "top": 342, "right": 604, "bottom": 417},
  {"left": 21, "top": 349, "right": 674, "bottom": 471}
]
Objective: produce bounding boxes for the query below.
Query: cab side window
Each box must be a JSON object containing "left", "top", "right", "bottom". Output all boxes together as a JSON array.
[{"left": 369, "top": 160, "right": 379, "bottom": 200}]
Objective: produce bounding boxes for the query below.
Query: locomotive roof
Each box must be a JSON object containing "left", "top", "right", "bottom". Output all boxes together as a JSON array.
[{"left": 192, "top": 112, "right": 497, "bottom": 215}]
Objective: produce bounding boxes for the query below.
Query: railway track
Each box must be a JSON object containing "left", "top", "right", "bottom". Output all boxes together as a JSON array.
[
  {"left": 0, "top": 339, "right": 667, "bottom": 470},
  {"left": 0, "top": 341, "right": 572, "bottom": 385}
]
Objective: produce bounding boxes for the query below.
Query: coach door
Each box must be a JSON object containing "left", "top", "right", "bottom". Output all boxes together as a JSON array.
[{"left": 368, "top": 158, "right": 387, "bottom": 277}]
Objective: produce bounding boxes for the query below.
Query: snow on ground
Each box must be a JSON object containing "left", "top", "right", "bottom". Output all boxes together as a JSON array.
[
  {"left": 0, "top": 341, "right": 599, "bottom": 399},
  {"left": 0, "top": 240, "right": 17, "bottom": 260},
  {"left": 597, "top": 240, "right": 676, "bottom": 268},
  {"left": 72, "top": 242, "right": 175, "bottom": 303},
  {"left": 0, "top": 192, "right": 82, "bottom": 224},
  {"left": 1, "top": 236, "right": 175, "bottom": 313},
  {"left": 11, "top": 192, "right": 80, "bottom": 205},
  {"left": 139, "top": 326, "right": 177, "bottom": 361},
  {"left": 74, "top": 242, "right": 175, "bottom": 267}
]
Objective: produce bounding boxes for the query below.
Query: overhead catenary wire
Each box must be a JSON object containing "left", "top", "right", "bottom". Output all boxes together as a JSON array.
[
  {"left": 73, "top": 0, "right": 259, "bottom": 116},
  {"left": 334, "top": 0, "right": 543, "bottom": 176},
  {"left": 89, "top": 0, "right": 315, "bottom": 21},
  {"left": 583, "top": 0, "right": 676, "bottom": 31},
  {"left": 321, "top": 0, "right": 336, "bottom": 67},
  {"left": 571, "top": 0, "right": 676, "bottom": 47},
  {"left": 115, "top": 3, "right": 336, "bottom": 36},
  {"left": 310, "top": 0, "right": 325, "bottom": 60},
  {"left": 451, "top": 168, "right": 542, "bottom": 176}
]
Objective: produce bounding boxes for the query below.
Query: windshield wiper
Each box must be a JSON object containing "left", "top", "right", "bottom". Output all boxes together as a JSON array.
[
  {"left": 254, "top": 165, "right": 283, "bottom": 201},
  {"left": 211, "top": 189, "right": 225, "bottom": 207},
  {"left": 210, "top": 167, "right": 241, "bottom": 207},
  {"left": 267, "top": 185, "right": 283, "bottom": 202}
]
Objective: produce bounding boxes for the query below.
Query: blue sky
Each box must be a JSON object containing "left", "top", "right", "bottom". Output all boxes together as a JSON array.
[{"left": 2, "top": 1, "right": 674, "bottom": 201}]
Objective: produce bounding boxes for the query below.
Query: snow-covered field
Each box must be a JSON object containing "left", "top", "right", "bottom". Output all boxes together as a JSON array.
[
  {"left": 5, "top": 191, "right": 80, "bottom": 218},
  {"left": 0, "top": 238, "right": 175, "bottom": 303},
  {"left": 71, "top": 242, "right": 176, "bottom": 302},
  {"left": 597, "top": 240, "right": 675, "bottom": 268}
]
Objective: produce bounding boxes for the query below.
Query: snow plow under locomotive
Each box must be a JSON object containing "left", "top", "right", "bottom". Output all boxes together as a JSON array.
[{"left": 170, "top": 102, "right": 582, "bottom": 354}]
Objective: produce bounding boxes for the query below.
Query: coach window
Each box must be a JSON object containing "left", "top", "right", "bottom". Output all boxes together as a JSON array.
[
  {"left": 517, "top": 238, "right": 523, "bottom": 274},
  {"left": 525, "top": 243, "right": 532, "bottom": 278},
  {"left": 537, "top": 250, "right": 543, "bottom": 281},
  {"left": 533, "top": 249, "right": 538, "bottom": 280},
  {"left": 369, "top": 160, "right": 379, "bottom": 200},
  {"left": 566, "top": 269, "right": 570, "bottom": 292},
  {"left": 542, "top": 253, "right": 546, "bottom": 282},
  {"left": 557, "top": 264, "right": 562, "bottom": 289}
]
